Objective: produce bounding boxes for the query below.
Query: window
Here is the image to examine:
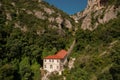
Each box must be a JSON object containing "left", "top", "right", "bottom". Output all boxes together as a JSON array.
[
  {"left": 49, "top": 59, "right": 51, "bottom": 62},
  {"left": 50, "top": 65, "right": 53, "bottom": 69}
]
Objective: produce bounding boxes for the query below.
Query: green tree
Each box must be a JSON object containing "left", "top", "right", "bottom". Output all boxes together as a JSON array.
[
  {"left": 19, "top": 57, "right": 33, "bottom": 80},
  {"left": 0, "top": 64, "right": 16, "bottom": 80}
]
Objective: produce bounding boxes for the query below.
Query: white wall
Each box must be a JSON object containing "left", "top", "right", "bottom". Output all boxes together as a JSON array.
[{"left": 43, "top": 59, "right": 61, "bottom": 72}]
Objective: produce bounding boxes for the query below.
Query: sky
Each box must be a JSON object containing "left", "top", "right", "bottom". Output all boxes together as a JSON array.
[{"left": 44, "top": 0, "right": 87, "bottom": 15}]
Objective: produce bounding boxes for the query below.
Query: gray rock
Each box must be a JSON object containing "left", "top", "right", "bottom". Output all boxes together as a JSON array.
[
  {"left": 44, "top": 7, "right": 54, "bottom": 15},
  {"left": 6, "top": 13, "right": 12, "bottom": 21},
  {"left": 81, "top": 13, "right": 92, "bottom": 30},
  {"left": 103, "top": 6, "right": 117, "bottom": 23},
  {"left": 34, "top": 10, "right": 45, "bottom": 19},
  {"left": 71, "top": 0, "right": 119, "bottom": 31},
  {"left": 26, "top": 10, "right": 33, "bottom": 15},
  {"left": 48, "top": 17, "right": 55, "bottom": 22},
  {"left": 64, "top": 19, "right": 72, "bottom": 29},
  {"left": 55, "top": 17, "right": 63, "bottom": 24}
]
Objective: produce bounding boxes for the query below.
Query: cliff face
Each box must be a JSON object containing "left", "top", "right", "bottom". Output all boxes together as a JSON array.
[{"left": 71, "top": 0, "right": 120, "bottom": 30}]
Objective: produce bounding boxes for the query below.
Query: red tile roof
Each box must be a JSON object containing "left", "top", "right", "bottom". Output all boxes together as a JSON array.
[{"left": 44, "top": 50, "right": 67, "bottom": 59}]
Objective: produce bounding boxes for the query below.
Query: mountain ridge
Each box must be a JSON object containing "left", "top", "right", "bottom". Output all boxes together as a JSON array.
[{"left": 71, "top": 0, "right": 120, "bottom": 30}]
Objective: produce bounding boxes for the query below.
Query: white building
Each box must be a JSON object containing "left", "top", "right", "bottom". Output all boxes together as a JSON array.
[{"left": 43, "top": 50, "right": 68, "bottom": 73}]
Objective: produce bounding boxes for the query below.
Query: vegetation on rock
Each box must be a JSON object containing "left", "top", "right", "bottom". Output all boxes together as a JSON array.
[{"left": 0, "top": 0, "right": 120, "bottom": 80}]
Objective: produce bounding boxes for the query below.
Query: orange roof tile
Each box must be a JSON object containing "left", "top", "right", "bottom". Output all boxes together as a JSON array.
[{"left": 44, "top": 50, "right": 67, "bottom": 59}]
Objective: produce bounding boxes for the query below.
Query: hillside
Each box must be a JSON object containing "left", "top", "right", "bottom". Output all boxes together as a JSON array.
[
  {"left": 49, "top": 17, "right": 120, "bottom": 80},
  {"left": 0, "top": 0, "right": 120, "bottom": 80},
  {"left": 63, "top": 18, "right": 120, "bottom": 80},
  {"left": 0, "top": 0, "right": 75, "bottom": 80},
  {"left": 49, "top": 0, "right": 120, "bottom": 80}
]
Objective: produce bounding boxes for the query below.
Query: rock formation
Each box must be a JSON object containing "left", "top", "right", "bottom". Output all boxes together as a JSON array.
[{"left": 71, "top": 0, "right": 120, "bottom": 31}]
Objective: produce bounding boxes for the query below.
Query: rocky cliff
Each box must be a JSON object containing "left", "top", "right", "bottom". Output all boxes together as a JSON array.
[{"left": 71, "top": 0, "right": 120, "bottom": 30}]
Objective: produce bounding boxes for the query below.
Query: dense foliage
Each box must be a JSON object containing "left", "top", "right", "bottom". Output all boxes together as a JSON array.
[
  {"left": 64, "top": 16, "right": 120, "bottom": 80},
  {"left": 0, "top": 0, "right": 73, "bottom": 80},
  {"left": 0, "top": 0, "right": 120, "bottom": 80},
  {"left": 49, "top": 13, "right": 120, "bottom": 80}
]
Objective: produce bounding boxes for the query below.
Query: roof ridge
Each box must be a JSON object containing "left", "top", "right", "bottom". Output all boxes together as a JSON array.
[{"left": 44, "top": 49, "right": 67, "bottom": 59}]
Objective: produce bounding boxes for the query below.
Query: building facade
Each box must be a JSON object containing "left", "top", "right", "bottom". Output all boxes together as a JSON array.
[{"left": 43, "top": 50, "right": 67, "bottom": 72}]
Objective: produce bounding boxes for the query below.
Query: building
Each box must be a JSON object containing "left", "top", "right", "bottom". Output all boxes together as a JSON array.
[{"left": 43, "top": 50, "right": 68, "bottom": 73}]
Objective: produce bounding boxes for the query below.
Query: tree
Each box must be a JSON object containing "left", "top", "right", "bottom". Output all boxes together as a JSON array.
[
  {"left": 110, "top": 65, "right": 120, "bottom": 80},
  {"left": 0, "top": 64, "right": 16, "bottom": 80},
  {"left": 19, "top": 57, "right": 33, "bottom": 80}
]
